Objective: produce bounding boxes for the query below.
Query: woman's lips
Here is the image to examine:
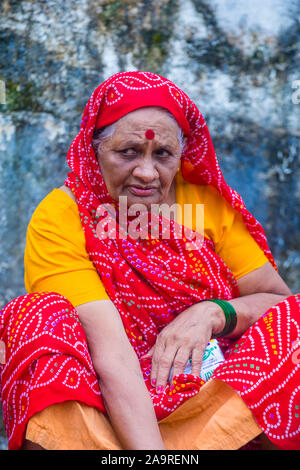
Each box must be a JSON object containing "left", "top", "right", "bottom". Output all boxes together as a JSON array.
[{"left": 128, "top": 185, "right": 157, "bottom": 196}]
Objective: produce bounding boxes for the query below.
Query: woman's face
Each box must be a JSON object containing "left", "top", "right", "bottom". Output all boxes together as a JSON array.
[{"left": 95, "top": 108, "right": 182, "bottom": 209}]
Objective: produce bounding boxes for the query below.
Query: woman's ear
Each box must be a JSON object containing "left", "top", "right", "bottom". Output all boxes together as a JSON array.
[{"left": 179, "top": 136, "right": 188, "bottom": 155}]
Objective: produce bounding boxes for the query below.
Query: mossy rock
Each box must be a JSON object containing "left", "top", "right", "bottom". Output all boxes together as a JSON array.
[{"left": 1, "top": 79, "right": 42, "bottom": 112}]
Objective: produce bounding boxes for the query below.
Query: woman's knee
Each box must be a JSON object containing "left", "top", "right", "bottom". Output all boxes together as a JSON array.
[
  {"left": 0, "top": 291, "right": 78, "bottom": 342},
  {"left": 2, "top": 291, "right": 74, "bottom": 312},
  {"left": 2, "top": 291, "right": 75, "bottom": 316}
]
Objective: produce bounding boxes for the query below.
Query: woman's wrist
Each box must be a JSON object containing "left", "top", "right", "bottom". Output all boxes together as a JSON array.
[
  {"left": 201, "top": 300, "right": 226, "bottom": 336},
  {"left": 205, "top": 299, "right": 238, "bottom": 337}
]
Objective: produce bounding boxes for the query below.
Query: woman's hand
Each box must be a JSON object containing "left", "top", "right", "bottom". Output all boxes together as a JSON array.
[{"left": 142, "top": 301, "right": 225, "bottom": 393}]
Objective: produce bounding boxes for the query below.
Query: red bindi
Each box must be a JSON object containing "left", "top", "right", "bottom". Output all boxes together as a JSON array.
[{"left": 145, "top": 129, "right": 155, "bottom": 140}]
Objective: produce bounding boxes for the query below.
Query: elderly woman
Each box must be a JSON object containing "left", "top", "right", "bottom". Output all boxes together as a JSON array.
[{"left": 0, "top": 71, "right": 299, "bottom": 451}]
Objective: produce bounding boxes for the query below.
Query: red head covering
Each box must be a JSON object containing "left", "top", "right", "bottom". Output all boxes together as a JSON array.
[
  {"left": 94, "top": 72, "right": 191, "bottom": 136},
  {"left": 65, "top": 70, "right": 276, "bottom": 269},
  {"left": 64, "top": 71, "right": 277, "bottom": 418}
]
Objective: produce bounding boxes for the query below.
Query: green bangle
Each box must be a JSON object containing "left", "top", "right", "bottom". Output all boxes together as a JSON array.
[{"left": 205, "top": 299, "right": 237, "bottom": 337}]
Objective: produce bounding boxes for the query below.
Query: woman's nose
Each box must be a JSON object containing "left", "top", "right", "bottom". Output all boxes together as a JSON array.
[{"left": 132, "top": 156, "right": 159, "bottom": 182}]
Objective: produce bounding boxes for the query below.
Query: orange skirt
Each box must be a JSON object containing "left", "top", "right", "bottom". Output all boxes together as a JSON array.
[{"left": 25, "top": 378, "right": 261, "bottom": 450}]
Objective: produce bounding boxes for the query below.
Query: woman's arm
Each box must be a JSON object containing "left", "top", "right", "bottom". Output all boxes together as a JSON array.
[
  {"left": 213, "top": 261, "right": 292, "bottom": 338},
  {"left": 146, "top": 262, "right": 292, "bottom": 392},
  {"left": 76, "top": 299, "right": 165, "bottom": 450}
]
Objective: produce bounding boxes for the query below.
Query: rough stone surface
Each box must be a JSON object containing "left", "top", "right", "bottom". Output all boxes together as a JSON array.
[
  {"left": 0, "top": 409, "right": 7, "bottom": 449},
  {"left": 0, "top": 0, "right": 299, "bottom": 445}
]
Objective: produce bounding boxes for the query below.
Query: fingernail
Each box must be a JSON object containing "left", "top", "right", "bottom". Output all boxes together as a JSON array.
[
  {"left": 156, "top": 385, "right": 164, "bottom": 394},
  {"left": 0, "top": 341, "right": 5, "bottom": 365},
  {"left": 151, "top": 379, "right": 156, "bottom": 387}
]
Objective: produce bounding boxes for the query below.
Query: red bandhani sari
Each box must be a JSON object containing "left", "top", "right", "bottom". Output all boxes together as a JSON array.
[{"left": 1, "top": 71, "right": 299, "bottom": 450}]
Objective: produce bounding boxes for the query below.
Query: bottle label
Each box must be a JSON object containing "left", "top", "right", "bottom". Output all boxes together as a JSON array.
[{"left": 168, "top": 339, "right": 224, "bottom": 382}]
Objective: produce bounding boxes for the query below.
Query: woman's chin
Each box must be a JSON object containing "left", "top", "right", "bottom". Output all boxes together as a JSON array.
[{"left": 127, "top": 197, "right": 157, "bottom": 211}]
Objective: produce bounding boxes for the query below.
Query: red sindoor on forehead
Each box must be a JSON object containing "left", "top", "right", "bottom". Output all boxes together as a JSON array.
[{"left": 145, "top": 129, "right": 155, "bottom": 140}]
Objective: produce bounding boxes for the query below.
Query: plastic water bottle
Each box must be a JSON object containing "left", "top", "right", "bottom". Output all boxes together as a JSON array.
[{"left": 168, "top": 339, "right": 225, "bottom": 382}]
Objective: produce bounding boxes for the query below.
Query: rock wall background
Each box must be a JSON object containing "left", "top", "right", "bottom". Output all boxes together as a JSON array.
[{"left": 0, "top": 0, "right": 299, "bottom": 447}]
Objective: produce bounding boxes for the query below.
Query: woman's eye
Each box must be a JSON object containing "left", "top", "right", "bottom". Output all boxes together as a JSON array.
[
  {"left": 156, "top": 149, "right": 171, "bottom": 158},
  {"left": 119, "top": 148, "right": 137, "bottom": 156}
]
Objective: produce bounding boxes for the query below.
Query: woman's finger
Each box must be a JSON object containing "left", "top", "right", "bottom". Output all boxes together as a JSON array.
[
  {"left": 153, "top": 344, "right": 178, "bottom": 393},
  {"left": 150, "top": 336, "right": 165, "bottom": 388},
  {"left": 170, "top": 347, "right": 191, "bottom": 381},
  {"left": 141, "top": 345, "right": 154, "bottom": 359},
  {"left": 191, "top": 345, "right": 206, "bottom": 378}
]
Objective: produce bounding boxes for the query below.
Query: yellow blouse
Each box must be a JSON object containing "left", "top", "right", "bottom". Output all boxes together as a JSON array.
[{"left": 24, "top": 173, "right": 268, "bottom": 307}]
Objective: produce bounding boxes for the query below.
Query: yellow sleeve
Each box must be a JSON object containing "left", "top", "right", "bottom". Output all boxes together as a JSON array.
[{"left": 24, "top": 189, "right": 109, "bottom": 307}]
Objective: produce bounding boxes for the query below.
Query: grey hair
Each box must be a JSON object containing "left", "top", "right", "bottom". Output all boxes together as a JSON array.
[{"left": 92, "top": 108, "right": 187, "bottom": 156}]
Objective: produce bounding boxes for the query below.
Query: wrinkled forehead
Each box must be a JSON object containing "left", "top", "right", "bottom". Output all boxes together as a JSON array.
[
  {"left": 115, "top": 107, "right": 181, "bottom": 130},
  {"left": 112, "top": 108, "right": 183, "bottom": 146}
]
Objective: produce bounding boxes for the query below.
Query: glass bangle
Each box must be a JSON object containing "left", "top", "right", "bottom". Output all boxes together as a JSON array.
[{"left": 205, "top": 299, "right": 237, "bottom": 337}]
